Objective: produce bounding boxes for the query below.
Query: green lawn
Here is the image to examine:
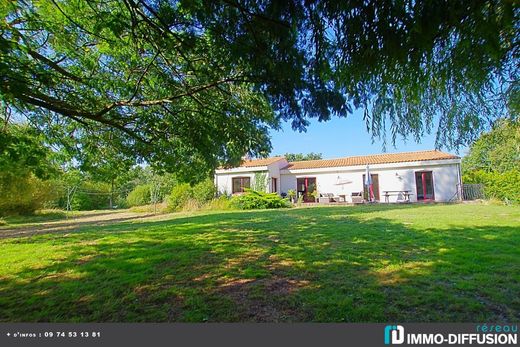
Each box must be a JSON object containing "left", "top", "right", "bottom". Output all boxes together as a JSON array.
[{"left": 0, "top": 204, "right": 518, "bottom": 322}]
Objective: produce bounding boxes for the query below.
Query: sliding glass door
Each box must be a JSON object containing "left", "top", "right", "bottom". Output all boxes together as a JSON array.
[
  {"left": 415, "top": 171, "right": 435, "bottom": 201},
  {"left": 296, "top": 177, "right": 317, "bottom": 202}
]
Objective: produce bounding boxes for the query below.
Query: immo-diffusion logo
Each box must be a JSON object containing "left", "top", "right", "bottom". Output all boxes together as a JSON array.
[
  {"left": 383, "top": 324, "right": 518, "bottom": 345},
  {"left": 384, "top": 325, "right": 404, "bottom": 345}
]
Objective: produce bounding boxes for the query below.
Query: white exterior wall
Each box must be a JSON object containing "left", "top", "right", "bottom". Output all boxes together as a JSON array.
[
  {"left": 215, "top": 171, "right": 256, "bottom": 196},
  {"left": 267, "top": 158, "right": 288, "bottom": 193},
  {"left": 279, "top": 160, "right": 461, "bottom": 203},
  {"left": 216, "top": 158, "right": 461, "bottom": 202},
  {"left": 214, "top": 158, "right": 288, "bottom": 195}
]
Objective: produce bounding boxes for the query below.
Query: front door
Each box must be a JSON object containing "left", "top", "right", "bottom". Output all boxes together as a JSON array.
[
  {"left": 362, "top": 174, "right": 380, "bottom": 201},
  {"left": 415, "top": 171, "right": 435, "bottom": 201},
  {"left": 296, "top": 177, "right": 317, "bottom": 202}
]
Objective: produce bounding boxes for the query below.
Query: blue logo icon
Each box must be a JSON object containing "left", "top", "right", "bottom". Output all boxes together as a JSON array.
[{"left": 385, "top": 325, "right": 405, "bottom": 344}]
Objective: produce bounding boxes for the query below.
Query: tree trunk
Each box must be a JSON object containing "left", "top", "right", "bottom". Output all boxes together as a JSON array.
[{"left": 110, "top": 178, "right": 114, "bottom": 209}]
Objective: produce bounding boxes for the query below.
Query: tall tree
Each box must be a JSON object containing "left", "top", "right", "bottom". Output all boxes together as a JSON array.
[
  {"left": 463, "top": 120, "right": 520, "bottom": 173},
  {"left": 1, "top": 0, "right": 517, "bottom": 176},
  {"left": 0, "top": 124, "right": 59, "bottom": 214},
  {"left": 462, "top": 119, "right": 519, "bottom": 203}
]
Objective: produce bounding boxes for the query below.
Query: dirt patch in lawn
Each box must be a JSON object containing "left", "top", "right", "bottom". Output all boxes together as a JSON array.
[{"left": 216, "top": 276, "right": 312, "bottom": 322}]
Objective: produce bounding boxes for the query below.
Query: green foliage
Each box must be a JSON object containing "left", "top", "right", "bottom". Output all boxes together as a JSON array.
[
  {"left": 71, "top": 182, "right": 111, "bottom": 211},
  {"left": 463, "top": 120, "right": 520, "bottom": 173},
  {"left": 287, "top": 189, "right": 297, "bottom": 203},
  {"left": 126, "top": 184, "right": 152, "bottom": 207},
  {"left": 165, "top": 179, "right": 216, "bottom": 211},
  {"left": 230, "top": 189, "right": 290, "bottom": 210},
  {"left": 463, "top": 169, "right": 520, "bottom": 204},
  {"left": 1, "top": 0, "right": 276, "bottom": 177},
  {"left": 0, "top": 175, "right": 60, "bottom": 216},
  {"left": 251, "top": 172, "right": 268, "bottom": 192},
  {"left": 0, "top": 0, "right": 516, "bottom": 174},
  {"left": 283, "top": 153, "right": 323, "bottom": 162},
  {"left": 191, "top": 179, "right": 216, "bottom": 205},
  {"left": 0, "top": 125, "right": 61, "bottom": 215},
  {"left": 122, "top": 168, "right": 177, "bottom": 204},
  {"left": 462, "top": 120, "right": 520, "bottom": 203},
  {"left": 166, "top": 183, "right": 194, "bottom": 211},
  {"left": 0, "top": 124, "right": 58, "bottom": 179}
]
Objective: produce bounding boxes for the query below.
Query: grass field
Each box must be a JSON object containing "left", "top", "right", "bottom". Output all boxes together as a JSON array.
[{"left": 0, "top": 203, "right": 518, "bottom": 322}]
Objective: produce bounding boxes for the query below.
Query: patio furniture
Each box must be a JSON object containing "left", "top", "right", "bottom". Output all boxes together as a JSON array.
[
  {"left": 318, "top": 195, "right": 331, "bottom": 203},
  {"left": 319, "top": 193, "right": 344, "bottom": 203},
  {"left": 383, "top": 190, "right": 412, "bottom": 203},
  {"left": 351, "top": 192, "right": 364, "bottom": 204}
]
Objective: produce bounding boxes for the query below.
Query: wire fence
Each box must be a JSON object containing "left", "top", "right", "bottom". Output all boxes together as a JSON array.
[{"left": 461, "top": 183, "right": 486, "bottom": 201}]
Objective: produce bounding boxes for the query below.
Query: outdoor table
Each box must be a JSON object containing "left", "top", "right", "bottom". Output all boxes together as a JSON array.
[{"left": 383, "top": 190, "right": 412, "bottom": 203}]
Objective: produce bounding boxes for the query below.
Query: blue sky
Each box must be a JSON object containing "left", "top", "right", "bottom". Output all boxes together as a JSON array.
[{"left": 269, "top": 109, "right": 469, "bottom": 159}]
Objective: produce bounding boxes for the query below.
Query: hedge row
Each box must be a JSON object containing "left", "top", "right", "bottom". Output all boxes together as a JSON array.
[{"left": 463, "top": 169, "right": 520, "bottom": 204}]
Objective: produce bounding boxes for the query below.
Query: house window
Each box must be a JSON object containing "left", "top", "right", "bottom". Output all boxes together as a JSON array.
[
  {"left": 271, "top": 177, "right": 277, "bottom": 193},
  {"left": 232, "top": 177, "right": 250, "bottom": 194}
]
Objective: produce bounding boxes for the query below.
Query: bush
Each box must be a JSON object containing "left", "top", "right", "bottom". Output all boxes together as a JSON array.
[
  {"left": 114, "top": 195, "right": 129, "bottom": 209},
  {"left": 463, "top": 169, "right": 520, "bottom": 204},
  {"left": 0, "top": 174, "right": 59, "bottom": 216},
  {"left": 71, "top": 181, "right": 111, "bottom": 210},
  {"left": 166, "top": 183, "right": 194, "bottom": 211},
  {"left": 192, "top": 179, "right": 216, "bottom": 205},
  {"left": 165, "top": 179, "right": 217, "bottom": 211},
  {"left": 230, "top": 189, "right": 290, "bottom": 210},
  {"left": 126, "top": 184, "right": 152, "bottom": 207}
]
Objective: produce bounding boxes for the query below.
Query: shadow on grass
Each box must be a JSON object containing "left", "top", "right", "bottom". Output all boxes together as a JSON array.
[
  {"left": 1, "top": 211, "right": 68, "bottom": 226},
  {"left": 0, "top": 205, "right": 518, "bottom": 322},
  {"left": 0, "top": 213, "right": 156, "bottom": 239}
]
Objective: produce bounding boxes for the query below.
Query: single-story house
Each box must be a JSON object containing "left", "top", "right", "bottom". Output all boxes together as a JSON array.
[{"left": 214, "top": 150, "right": 462, "bottom": 203}]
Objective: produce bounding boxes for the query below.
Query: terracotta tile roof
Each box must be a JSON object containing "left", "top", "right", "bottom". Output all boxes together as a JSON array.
[
  {"left": 239, "top": 156, "right": 286, "bottom": 168},
  {"left": 284, "top": 150, "right": 459, "bottom": 170}
]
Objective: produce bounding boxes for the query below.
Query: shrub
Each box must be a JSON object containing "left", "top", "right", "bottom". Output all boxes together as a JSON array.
[
  {"left": 287, "top": 189, "right": 296, "bottom": 203},
  {"left": 126, "top": 184, "right": 152, "bottom": 207},
  {"left": 463, "top": 169, "right": 520, "bottom": 204},
  {"left": 252, "top": 172, "right": 268, "bottom": 192},
  {"left": 192, "top": 179, "right": 216, "bottom": 205},
  {"left": 0, "top": 174, "right": 59, "bottom": 216},
  {"left": 166, "top": 183, "right": 193, "bottom": 211},
  {"left": 230, "top": 189, "right": 290, "bottom": 210},
  {"left": 114, "top": 196, "right": 129, "bottom": 209},
  {"left": 71, "top": 181, "right": 111, "bottom": 210}
]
